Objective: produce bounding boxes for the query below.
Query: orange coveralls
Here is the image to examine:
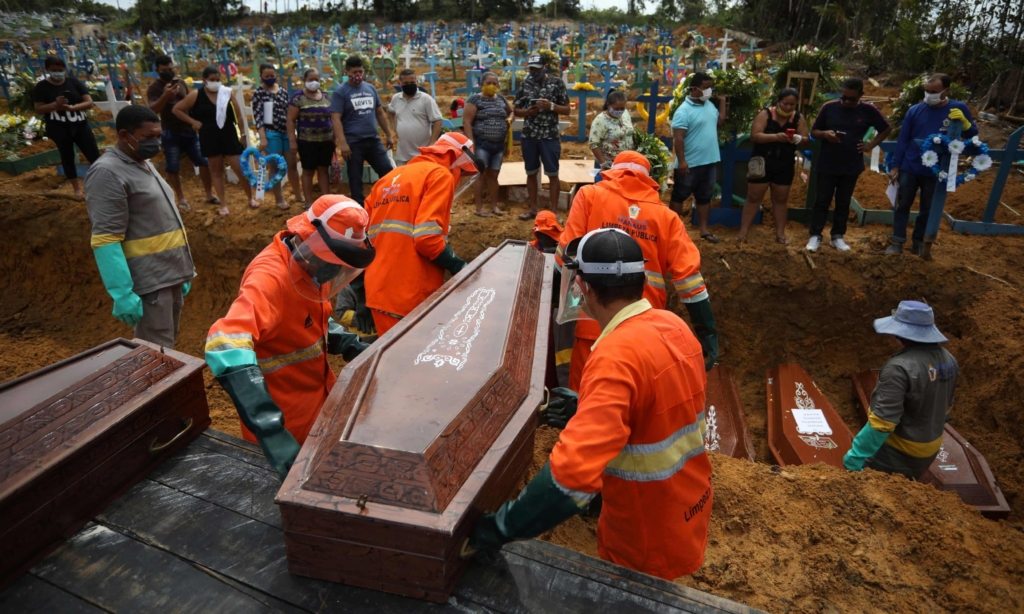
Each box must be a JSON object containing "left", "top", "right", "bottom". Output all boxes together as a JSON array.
[
  {"left": 363, "top": 154, "right": 455, "bottom": 335},
  {"left": 205, "top": 232, "right": 336, "bottom": 444},
  {"left": 557, "top": 165, "right": 708, "bottom": 391},
  {"left": 550, "top": 301, "right": 712, "bottom": 579}
]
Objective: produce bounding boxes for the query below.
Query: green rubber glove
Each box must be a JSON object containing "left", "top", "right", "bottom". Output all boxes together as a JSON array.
[
  {"left": 684, "top": 297, "right": 719, "bottom": 371},
  {"left": 93, "top": 242, "right": 143, "bottom": 327},
  {"left": 182, "top": 281, "right": 192, "bottom": 297},
  {"left": 544, "top": 387, "right": 579, "bottom": 429},
  {"left": 843, "top": 423, "right": 892, "bottom": 472},
  {"left": 431, "top": 242, "right": 467, "bottom": 275},
  {"left": 215, "top": 365, "right": 300, "bottom": 480},
  {"left": 350, "top": 276, "right": 376, "bottom": 335},
  {"left": 327, "top": 318, "right": 369, "bottom": 360},
  {"left": 469, "top": 462, "right": 586, "bottom": 553}
]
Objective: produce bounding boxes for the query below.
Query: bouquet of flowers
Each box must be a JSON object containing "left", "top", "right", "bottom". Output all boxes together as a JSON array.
[
  {"left": 632, "top": 129, "right": 672, "bottom": 186},
  {"left": 668, "top": 68, "right": 766, "bottom": 143}
]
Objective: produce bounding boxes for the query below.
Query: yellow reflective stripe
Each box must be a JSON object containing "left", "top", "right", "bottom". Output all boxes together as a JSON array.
[
  {"left": 867, "top": 410, "right": 897, "bottom": 433},
  {"left": 205, "top": 331, "right": 254, "bottom": 353},
  {"left": 885, "top": 433, "right": 944, "bottom": 458},
  {"left": 375, "top": 219, "right": 414, "bottom": 237},
  {"left": 605, "top": 413, "right": 708, "bottom": 482},
  {"left": 674, "top": 273, "right": 705, "bottom": 292},
  {"left": 555, "top": 244, "right": 565, "bottom": 260},
  {"left": 258, "top": 338, "right": 325, "bottom": 374},
  {"left": 121, "top": 229, "right": 187, "bottom": 259},
  {"left": 91, "top": 233, "right": 126, "bottom": 249},
  {"left": 645, "top": 270, "right": 666, "bottom": 289},
  {"left": 555, "top": 348, "right": 573, "bottom": 367},
  {"left": 412, "top": 222, "right": 443, "bottom": 236},
  {"left": 591, "top": 298, "right": 652, "bottom": 350}
]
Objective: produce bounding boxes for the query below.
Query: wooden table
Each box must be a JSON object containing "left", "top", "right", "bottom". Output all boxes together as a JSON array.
[{"left": 0, "top": 429, "right": 763, "bottom": 614}]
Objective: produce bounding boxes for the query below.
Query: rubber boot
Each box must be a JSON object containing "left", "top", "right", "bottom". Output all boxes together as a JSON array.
[
  {"left": 911, "top": 240, "right": 924, "bottom": 256},
  {"left": 884, "top": 242, "right": 903, "bottom": 255},
  {"left": 919, "top": 241, "right": 934, "bottom": 261}
]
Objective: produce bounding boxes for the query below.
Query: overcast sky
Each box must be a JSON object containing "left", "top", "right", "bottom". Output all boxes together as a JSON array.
[{"left": 86, "top": 0, "right": 656, "bottom": 18}]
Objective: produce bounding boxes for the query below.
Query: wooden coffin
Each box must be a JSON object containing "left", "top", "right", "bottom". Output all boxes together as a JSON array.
[
  {"left": 852, "top": 370, "right": 1010, "bottom": 519},
  {"left": 276, "top": 240, "right": 554, "bottom": 603},
  {"left": 703, "top": 366, "right": 756, "bottom": 461},
  {"left": 0, "top": 338, "right": 210, "bottom": 589},
  {"left": 766, "top": 364, "right": 853, "bottom": 468}
]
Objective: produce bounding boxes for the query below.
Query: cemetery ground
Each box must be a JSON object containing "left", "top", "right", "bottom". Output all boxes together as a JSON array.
[{"left": 1, "top": 129, "right": 1024, "bottom": 613}]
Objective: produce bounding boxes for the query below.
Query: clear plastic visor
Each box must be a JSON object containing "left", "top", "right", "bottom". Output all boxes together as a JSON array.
[{"left": 288, "top": 233, "right": 365, "bottom": 302}]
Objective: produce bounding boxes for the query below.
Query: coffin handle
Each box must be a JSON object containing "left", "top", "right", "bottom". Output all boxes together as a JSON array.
[
  {"left": 537, "top": 386, "right": 550, "bottom": 414},
  {"left": 149, "top": 417, "right": 194, "bottom": 455}
]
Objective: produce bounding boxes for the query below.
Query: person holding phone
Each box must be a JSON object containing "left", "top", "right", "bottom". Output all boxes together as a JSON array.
[
  {"left": 513, "top": 54, "right": 570, "bottom": 220},
  {"left": 806, "top": 78, "right": 891, "bottom": 252},
  {"left": 147, "top": 55, "right": 215, "bottom": 211},
  {"left": 32, "top": 55, "right": 99, "bottom": 198}
]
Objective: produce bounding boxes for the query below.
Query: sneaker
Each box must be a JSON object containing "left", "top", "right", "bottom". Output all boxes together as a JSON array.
[
  {"left": 830, "top": 236, "right": 851, "bottom": 252},
  {"left": 805, "top": 236, "right": 821, "bottom": 252},
  {"left": 885, "top": 242, "right": 903, "bottom": 255}
]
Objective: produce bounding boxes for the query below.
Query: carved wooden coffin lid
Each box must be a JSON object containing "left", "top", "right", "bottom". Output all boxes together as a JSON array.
[
  {"left": 280, "top": 241, "right": 551, "bottom": 518},
  {"left": 852, "top": 370, "right": 1010, "bottom": 519},
  {"left": 703, "top": 366, "right": 755, "bottom": 461},
  {"left": 766, "top": 364, "right": 853, "bottom": 468},
  {"left": 0, "top": 339, "right": 187, "bottom": 499}
]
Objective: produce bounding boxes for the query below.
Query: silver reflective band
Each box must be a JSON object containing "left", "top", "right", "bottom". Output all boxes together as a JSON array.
[
  {"left": 609, "top": 161, "right": 650, "bottom": 176},
  {"left": 578, "top": 260, "right": 646, "bottom": 275}
]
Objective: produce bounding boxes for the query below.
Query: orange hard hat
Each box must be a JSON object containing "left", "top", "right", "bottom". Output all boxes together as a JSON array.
[
  {"left": 611, "top": 150, "right": 652, "bottom": 174},
  {"left": 532, "top": 210, "right": 563, "bottom": 242},
  {"left": 417, "top": 132, "right": 480, "bottom": 177},
  {"left": 286, "top": 195, "right": 370, "bottom": 263}
]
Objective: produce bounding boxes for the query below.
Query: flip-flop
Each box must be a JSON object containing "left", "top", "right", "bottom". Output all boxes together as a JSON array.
[
  {"left": 249, "top": 199, "right": 260, "bottom": 209},
  {"left": 217, "top": 206, "right": 230, "bottom": 216},
  {"left": 178, "top": 200, "right": 191, "bottom": 212},
  {"left": 491, "top": 208, "right": 505, "bottom": 216},
  {"left": 701, "top": 233, "right": 720, "bottom": 244},
  {"left": 206, "top": 196, "right": 220, "bottom": 205},
  {"left": 474, "top": 211, "right": 492, "bottom": 217},
  {"left": 276, "top": 201, "right": 290, "bottom": 210},
  {"left": 518, "top": 211, "right": 538, "bottom": 221},
  {"left": 776, "top": 236, "right": 790, "bottom": 245}
]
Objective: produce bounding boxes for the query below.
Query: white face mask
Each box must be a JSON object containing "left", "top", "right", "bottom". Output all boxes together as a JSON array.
[
  {"left": 305, "top": 81, "right": 320, "bottom": 92},
  {"left": 924, "top": 91, "right": 944, "bottom": 107},
  {"left": 699, "top": 87, "right": 713, "bottom": 102},
  {"left": 205, "top": 81, "right": 222, "bottom": 93}
]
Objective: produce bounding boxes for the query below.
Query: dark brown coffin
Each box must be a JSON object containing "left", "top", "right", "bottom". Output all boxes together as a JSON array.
[
  {"left": 852, "top": 370, "right": 1010, "bottom": 519},
  {"left": 276, "top": 240, "right": 554, "bottom": 603},
  {"left": 0, "top": 338, "right": 210, "bottom": 589},
  {"left": 766, "top": 364, "right": 853, "bottom": 468},
  {"left": 703, "top": 366, "right": 755, "bottom": 461}
]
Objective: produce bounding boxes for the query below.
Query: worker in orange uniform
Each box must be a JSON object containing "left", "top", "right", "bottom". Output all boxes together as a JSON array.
[
  {"left": 205, "top": 195, "right": 375, "bottom": 479},
  {"left": 466, "top": 229, "right": 713, "bottom": 579},
  {"left": 362, "top": 132, "right": 482, "bottom": 335},
  {"left": 529, "top": 210, "right": 563, "bottom": 253},
  {"left": 557, "top": 150, "right": 718, "bottom": 392}
]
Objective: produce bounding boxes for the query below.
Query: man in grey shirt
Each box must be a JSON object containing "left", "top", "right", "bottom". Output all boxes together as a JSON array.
[
  {"left": 85, "top": 106, "right": 196, "bottom": 349},
  {"left": 387, "top": 68, "right": 442, "bottom": 166},
  {"left": 844, "top": 301, "right": 958, "bottom": 479}
]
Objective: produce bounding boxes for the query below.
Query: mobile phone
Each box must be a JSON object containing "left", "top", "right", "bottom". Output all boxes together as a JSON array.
[
  {"left": 835, "top": 131, "right": 847, "bottom": 136},
  {"left": 61, "top": 90, "right": 71, "bottom": 97},
  {"left": 529, "top": 98, "right": 539, "bottom": 105}
]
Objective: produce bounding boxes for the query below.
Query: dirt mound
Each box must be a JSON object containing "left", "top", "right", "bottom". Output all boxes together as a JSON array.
[{"left": 529, "top": 426, "right": 1024, "bottom": 613}]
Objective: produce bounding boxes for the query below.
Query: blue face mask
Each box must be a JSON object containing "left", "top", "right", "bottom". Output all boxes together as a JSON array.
[
  {"left": 262, "top": 77, "right": 277, "bottom": 87},
  {"left": 608, "top": 109, "right": 624, "bottom": 118}
]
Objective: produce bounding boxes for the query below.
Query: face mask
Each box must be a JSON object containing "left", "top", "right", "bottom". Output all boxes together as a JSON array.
[
  {"left": 531, "top": 70, "right": 545, "bottom": 82},
  {"left": 608, "top": 108, "right": 623, "bottom": 118},
  {"left": 924, "top": 91, "right": 944, "bottom": 106},
  {"left": 49, "top": 71, "right": 65, "bottom": 82},
  {"left": 159, "top": 70, "right": 175, "bottom": 82},
  {"left": 262, "top": 77, "right": 277, "bottom": 87},
  {"left": 305, "top": 80, "right": 320, "bottom": 92},
  {"left": 699, "top": 87, "right": 712, "bottom": 102},
  {"left": 126, "top": 132, "right": 161, "bottom": 160},
  {"left": 401, "top": 83, "right": 418, "bottom": 96},
  {"left": 481, "top": 84, "right": 499, "bottom": 96},
  {"left": 349, "top": 74, "right": 363, "bottom": 87},
  {"left": 205, "top": 81, "right": 221, "bottom": 92},
  {"left": 775, "top": 106, "right": 794, "bottom": 117}
]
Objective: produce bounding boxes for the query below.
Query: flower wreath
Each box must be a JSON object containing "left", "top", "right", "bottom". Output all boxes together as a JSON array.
[
  {"left": 240, "top": 147, "right": 287, "bottom": 191},
  {"left": 919, "top": 133, "right": 992, "bottom": 186}
]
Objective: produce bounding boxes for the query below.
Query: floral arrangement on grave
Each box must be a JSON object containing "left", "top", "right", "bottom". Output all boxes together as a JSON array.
[
  {"left": 255, "top": 38, "right": 279, "bottom": 58},
  {"left": 512, "top": 39, "right": 529, "bottom": 53},
  {"left": 772, "top": 45, "right": 840, "bottom": 118},
  {"left": 632, "top": 129, "right": 673, "bottom": 187},
  {"left": 572, "top": 82, "right": 596, "bottom": 91},
  {"left": 499, "top": 70, "right": 526, "bottom": 94},
  {"left": 538, "top": 49, "right": 560, "bottom": 70},
  {"left": 668, "top": 68, "right": 766, "bottom": 144},
  {"left": 920, "top": 134, "right": 991, "bottom": 188},
  {"left": 888, "top": 74, "right": 970, "bottom": 138},
  {"left": 0, "top": 115, "right": 45, "bottom": 162}
]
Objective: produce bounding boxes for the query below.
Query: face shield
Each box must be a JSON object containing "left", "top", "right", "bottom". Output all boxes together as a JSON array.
[
  {"left": 440, "top": 134, "right": 485, "bottom": 202},
  {"left": 288, "top": 217, "right": 376, "bottom": 303},
  {"left": 554, "top": 229, "right": 646, "bottom": 324}
]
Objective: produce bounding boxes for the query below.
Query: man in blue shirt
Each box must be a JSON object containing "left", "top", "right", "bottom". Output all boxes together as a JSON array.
[
  {"left": 669, "top": 72, "right": 727, "bottom": 243},
  {"left": 887, "top": 74, "right": 976, "bottom": 256},
  {"left": 330, "top": 55, "right": 395, "bottom": 205},
  {"left": 807, "top": 78, "right": 891, "bottom": 253}
]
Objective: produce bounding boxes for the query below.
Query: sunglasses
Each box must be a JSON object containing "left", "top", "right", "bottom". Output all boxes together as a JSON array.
[{"left": 840, "top": 95, "right": 860, "bottom": 103}]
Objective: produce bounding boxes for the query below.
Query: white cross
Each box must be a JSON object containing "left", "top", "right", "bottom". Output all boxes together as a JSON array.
[
  {"left": 718, "top": 45, "right": 736, "bottom": 69},
  {"left": 398, "top": 46, "right": 418, "bottom": 69},
  {"left": 468, "top": 45, "right": 487, "bottom": 66}
]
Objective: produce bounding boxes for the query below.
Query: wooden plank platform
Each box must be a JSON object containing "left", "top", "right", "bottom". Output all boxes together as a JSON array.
[
  {"left": 0, "top": 430, "right": 764, "bottom": 614},
  {"left": 498, "top": 160, "right": 597, "bottom": 186}
]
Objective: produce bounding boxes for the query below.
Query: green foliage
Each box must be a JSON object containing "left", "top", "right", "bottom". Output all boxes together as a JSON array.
[
  {"left": 888, "top": 74, "right": 970, "bottom": 137},
  {"left": 772, "top": 46, "right": 840, "bottom": 117},
  {"left": 668, "top": 68, "right": 766, "bottom": 143},
  {"left": 631, "top": 129, "right": 672, "bottom": 186},
  {"left": 9, "top": 74, "right": 39, "bottom": 116}
]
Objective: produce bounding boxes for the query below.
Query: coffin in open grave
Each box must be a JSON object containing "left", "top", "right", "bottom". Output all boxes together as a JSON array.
[
  {"left": 276, "top": 241, "right": 554, "bottom": 603},
  {"left": 0, "top": 339, "right": 210, "bottom": 589},
  {"left": 852, "top": 370, "right": 1010, "bottom": 519},
  {"left": 766, "top": 364, "right": 853, "bottom": 468},
  {"left": 703, "top": 366, "right": 756, "bottom": 461}
]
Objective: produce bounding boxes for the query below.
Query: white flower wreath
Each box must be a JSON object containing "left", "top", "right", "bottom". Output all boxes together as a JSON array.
[
  {"left": 921, "top": 150, "right": 940, "bottom": 168},
  {"left": 948, "top": 139, "right": 965, "bottom": 155},
  {"left": 972, "top": 154, "right": 993, "bottom": 172}
]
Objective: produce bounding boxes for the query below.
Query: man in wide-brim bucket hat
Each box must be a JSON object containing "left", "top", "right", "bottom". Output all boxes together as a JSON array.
[{"left": 844, "top": 301, "right": 959, "bottom": 479}]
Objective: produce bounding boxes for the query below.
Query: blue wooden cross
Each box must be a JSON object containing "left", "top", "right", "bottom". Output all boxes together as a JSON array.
[
  {"left": 568, "top": 86, "right": 605, "bottom": 143},
  {"left": 454, "top": 69, "right": 482, "bottom": 96},
  {"left": 945, "top": 126, "right": 1024, "bottom": 236},
  {"left": 634, "top": 80, "right": 673, "bottom": 135},
  {"left": 594, "top": 63, "right": 620, "bottom": 98},
  {"left": 915, "top": 121, "right": 961, "bottom": 259},
  {"left": 422, "top": 71, "right": 440, "bottom": 98},
  {"left": 425, "top": 53, "right": 441, "bottom": 73}
]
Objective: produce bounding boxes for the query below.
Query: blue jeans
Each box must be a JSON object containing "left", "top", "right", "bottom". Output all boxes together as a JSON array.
[
  {"left": 476, "top": 140, "right": 505, "bottom": 170},
  {"left": 161, "top": 129, "right": 208, "bottom": 174},
  {"left": 347, "top": 137, "right": 394, "bottom": 204},
  {"left": 521, "top": 138, "right": 560, "bottom": 176},
  {"left": 893, "top": 171, "right": 937, "bottom": 244}
]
